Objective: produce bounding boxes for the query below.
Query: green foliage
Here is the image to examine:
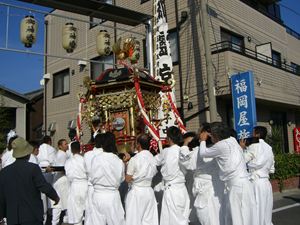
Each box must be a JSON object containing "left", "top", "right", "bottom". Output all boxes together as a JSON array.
[
  {"left": 271, "top": 153, "right": 300, "bottom": 191},
  {"left": 266, "top": 125, "right": 284, "bottom": 154}
]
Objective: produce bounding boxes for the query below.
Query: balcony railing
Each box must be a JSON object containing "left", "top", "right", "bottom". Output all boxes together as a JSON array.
[{"left": 211, "top": 41, "right": 300, "bottom": 76}]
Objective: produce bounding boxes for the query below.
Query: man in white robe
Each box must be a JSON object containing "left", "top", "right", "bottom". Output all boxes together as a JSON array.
[
  {"left": 199, "top": 122, "right": 256, "bottom": 225},
  {"left": 1, "top": 130, "right": 17, "bottom": 169},
  {"left": 242, "top": 126, "right": 275, "bottom": 225},
  {"left": 180, "top": 131, "right": 224, "bottom": 225},
  {"left": 155, "top": 126, "right": 190, "bottom": 225},
  {"left": 65, "top": 141, "right": 88, "bottom": 225},
  {"left": 83, "top": 134, "right": 104, "bottom": 225},
  {"left": 90, "top": 132, "right": 125, "bottom": 225},
  {"left": 37, "top": 135, "right": 57, "bottom": 222},
  {"left": 125, "top": 134, "right": 158, "bottom": 225},
  {"left": 51, "top": 139, "right": 69, "bottom": 225}
]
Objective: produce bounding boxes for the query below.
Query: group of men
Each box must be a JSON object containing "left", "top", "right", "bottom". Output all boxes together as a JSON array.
[{"left": 0, "top": 122, "right": 275, "bottom": 225}]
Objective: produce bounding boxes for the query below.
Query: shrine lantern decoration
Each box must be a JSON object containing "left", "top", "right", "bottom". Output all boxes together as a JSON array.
[
  {"left": 62, "top": 22, "right": 77, "bottom": 53},
  {"left": 20, "top": 15, "right": 37, "bottom": 48},
  {"left": 96, "top": 30, "right": 111, "bottom": 56},
  {"left": 128, "top": 38, "right": 140, "bottom": 64}
]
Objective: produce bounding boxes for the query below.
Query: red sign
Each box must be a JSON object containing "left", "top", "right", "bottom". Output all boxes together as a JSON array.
[{"left": 293, "top": 128, "right": 300, "bottom": 154}]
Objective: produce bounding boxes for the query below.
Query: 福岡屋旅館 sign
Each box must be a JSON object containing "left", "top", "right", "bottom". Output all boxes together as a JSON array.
[{"left": 231, "top": 71, "right": 257, "bottom": 140}]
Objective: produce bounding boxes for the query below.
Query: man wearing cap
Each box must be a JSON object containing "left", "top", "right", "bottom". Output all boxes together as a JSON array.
[{"left": 0, "top": 137, "right": 60, "bottom": 225}]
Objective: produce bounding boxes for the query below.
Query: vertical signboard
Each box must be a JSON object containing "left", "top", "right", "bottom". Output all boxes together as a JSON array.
[
  {"left": 293, "top": 127, "right": 300, "bottom": 154},
  {"left": 231, "top": 71, "right": 257, "bottom": 139}
]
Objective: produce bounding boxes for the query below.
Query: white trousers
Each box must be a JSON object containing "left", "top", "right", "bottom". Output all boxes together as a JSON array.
[
  {"left": 92, "top": 189, "right": 125, "bottom": 225},
  {"left": 160, "top": 183, "right": 190, "bottom": 225},
  {"left": 67, "top": 180, "right": 88, "bottom": 224},
  {"left": 84, "top": 185, "right": 95, "bottom": 225},
  {"left": 225, "top": 178, "right": 257, "bottom": 225},
  {"left": 125, "top": 186, "right": 158, "bottom": 225},
  {"left": 193, "top": 178, "right": 224, "bottom": 225},
  {"left": 253, "top": 178, "right": 273, "bottom": 225}
]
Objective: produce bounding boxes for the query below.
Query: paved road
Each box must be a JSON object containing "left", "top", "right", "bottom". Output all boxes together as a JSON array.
[
  {"left": 272, "top": 189, "right": 300, "bottom": 225},
  {"left": 50, "top": 188, "right": 300, "bottom": 225}
]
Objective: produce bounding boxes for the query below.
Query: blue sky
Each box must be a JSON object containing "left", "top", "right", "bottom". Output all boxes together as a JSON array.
[{"left": 0, "top": 0, "right": 299, "bottom": 94}]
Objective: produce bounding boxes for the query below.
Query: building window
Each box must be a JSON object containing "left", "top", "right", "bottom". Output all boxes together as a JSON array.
[
  {"left": 141, "top": 0, "right": 150, "bottom": 3},
  {"left": 291, "top": 62, "right": 300, "bottom": 75},
  {"left": 90, "top": 55, "right": 114, "bottom": 80},
  {"left": 240, "top": 0, "right": 282, "bottom": 23},
  {"left": 53, "top": 69, "right": 70, "bottom": 97},
  {"left": 271, "top": 50, "right": 281, "bottom": 67},
  {"left": 168, "top": 29, "right": 179, "bottom": 64},
  {"left": 89, "top": 0, "right": 112, "bottom": 29},
  {"left": 221, "top": 28, "right": 244, "bottom": 52}
]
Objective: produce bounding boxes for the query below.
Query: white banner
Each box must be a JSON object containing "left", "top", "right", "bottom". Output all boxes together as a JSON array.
[{"left": 154, "top": 0, "right": 182, "bottom": 138}]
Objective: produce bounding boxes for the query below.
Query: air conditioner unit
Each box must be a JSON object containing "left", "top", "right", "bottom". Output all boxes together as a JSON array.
[
  {"left": 78, "top": 60, "right": 87, "bottom": 66},
  {"left": 43, "top": 73, "right": 51, "bottom": 80},
  {"left": 48, "top": 122, "right": 56, "bottom": 132},
  {"left": 67, "top": 119, "right": 77, "bottom": 129}
]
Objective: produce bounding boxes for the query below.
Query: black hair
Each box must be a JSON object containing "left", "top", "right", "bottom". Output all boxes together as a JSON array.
[
  {"left": 199, "top": 123, "right": 213, "bottom": 147},
  {"left": 68, "top": 128, "right": 77, "bottom": 141},
  {"left": 70, "top": 141, "right": 81, "bottom": 154},
  {"left": 102, "top": 132, "right": 118, "bottom": 154},
  {"left": 57, "top": 139, "right": 67, "bottom": 147},
  {"left": 210, "top": 122, "right": 231, "bottom": 142},
  {"left": 183, "top": 131, "right": 196, "bottom": 139},
  {"left": 137, "top": 134, "right": 151, "bottom": 150},
  {"left": 92, "top": 118, "right": 101, "bottom": 128},
  {"left": 42, "top": 135, "right": 52, "bottom": 144},
  {"left": 95, "top": 133, "right": 105, "bottom": 148},
  {"left": 29, "top": 140, "right": 39, "bottom": 149},
  {"left": 200, "top": 122, "right": 211, "bottom": 133},
  {"left": 8, "top": 135, "right": 18, "bottom": 150},
  {"left": 167, "top": 126, "right": 183, "bottom": 145},
  {"left": 253, "top": 126, "right": 268, "bottom": 140}
]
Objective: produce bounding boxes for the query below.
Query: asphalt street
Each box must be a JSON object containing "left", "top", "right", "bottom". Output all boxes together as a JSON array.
[
  {"left": 52, "top": 188, "right": 300, "bottom": 225},
  {"left": 272, "top": 189, "right": 300, "bottom": 225}
]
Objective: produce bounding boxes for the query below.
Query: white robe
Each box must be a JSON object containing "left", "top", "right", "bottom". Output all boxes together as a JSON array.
[
  {"left": 90, "top": 152, "right": 125, "bottom": 225},
  {"left": 126, "top": 150, "right": 158, "bottom": 225},
  {"left": 244, "top": 139, "right": 275, "bottom": 225},
  {"left": 180, "top": 146, "right": 224, "bottom": 225},
  {"left": 51, "top": 150, "right": 69, "bottom": 225},
  {"left": 155, "top": 144, "right": 190, "bottom": 225},
  {"left": 37, "top": 143, "right": 56, "bottom": 167},
  {"left": 199, "top": 137, "right": 257, "bottom": 225},
  {"left": 65, "top": 154, "right": 88, "bottom": 224},
  {"left": 28, "top": 154, "right": 38, "bottom": 164},
  {"left": 1, "top": 149, "right": 15, "bottom": 168},
  {"left": 37, "top": 143, "right": 56, "bottom": 217},
  {"left": 84, "top": 147, "right": 103, "bottom": 225}
]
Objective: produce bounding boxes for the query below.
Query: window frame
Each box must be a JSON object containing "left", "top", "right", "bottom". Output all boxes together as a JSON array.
[
  {"left": 220, "top": 28, "right": 245, "bottom": 53},
  {"left": 90, "top": 54, "right": 114, "bottom": 80},
  {"left": 168, "top": 28, "right": 179, "bottom": 65},
  {"left": 89, "top": 0, "right": 112, "bottom": 29},
  {"left": 271, "top": 50, "right": 281, "bottom": 67},
  {"left": 53, "top": 68, "right": 70, "bottom": 98}
]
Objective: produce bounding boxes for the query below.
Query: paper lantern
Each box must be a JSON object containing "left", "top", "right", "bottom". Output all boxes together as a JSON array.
[
  {"left": 20, "top": 15, "right": 37, "bottom": 48},
  {"left": 62, "top": 22, "right": 77, "bottom": 53},
  {"left": 96, "top": 30, "right": 111, "bottom": 56}
]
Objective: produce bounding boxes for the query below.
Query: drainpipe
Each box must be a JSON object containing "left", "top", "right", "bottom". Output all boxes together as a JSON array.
[{"left": 44, "top": 20, "right": 48, "bottom": 136}]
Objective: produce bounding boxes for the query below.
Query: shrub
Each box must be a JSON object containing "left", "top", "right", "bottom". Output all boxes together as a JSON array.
[{"left": 271, "top": 153, "right": 300, "bottom": 191}]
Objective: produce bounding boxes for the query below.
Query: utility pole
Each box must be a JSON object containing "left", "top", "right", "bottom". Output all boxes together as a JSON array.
[{"left": 200, "top": 0, "right": 219, "bottom": 122}]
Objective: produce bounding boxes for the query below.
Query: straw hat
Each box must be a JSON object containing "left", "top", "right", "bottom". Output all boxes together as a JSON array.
[{"left": 12, "top": 137, "right": 33, "bottom": 158}]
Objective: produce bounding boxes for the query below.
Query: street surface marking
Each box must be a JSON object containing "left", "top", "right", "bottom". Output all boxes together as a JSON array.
[{"left": 272, "top": 203, "right": 300, "bottom": 213}]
